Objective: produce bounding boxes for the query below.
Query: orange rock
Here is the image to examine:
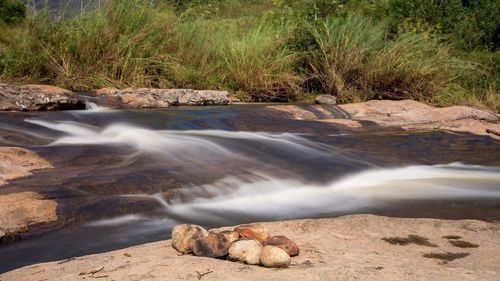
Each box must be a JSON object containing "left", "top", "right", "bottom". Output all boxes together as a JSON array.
[
  {"left": 264, "top": 235, "right": 299, "bottom": 256},
  {"left": 234, "top": 224, "right": 270, "bottom": 243}
]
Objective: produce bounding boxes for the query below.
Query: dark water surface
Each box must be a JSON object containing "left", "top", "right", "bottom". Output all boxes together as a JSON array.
[{"left": 0, "top": 104, "right": 499, "bottom": 273}]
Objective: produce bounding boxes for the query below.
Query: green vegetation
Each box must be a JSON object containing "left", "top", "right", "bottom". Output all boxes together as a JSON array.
[
  {"left": 0, "top": 0, "right": 25, "bottom": 24},
  {"left": 0, "top": 0, "right": 498, "bottom": 110}
]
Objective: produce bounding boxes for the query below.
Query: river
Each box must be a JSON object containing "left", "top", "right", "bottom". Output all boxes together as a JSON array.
[{"left": 0, "top": 102, "right": 499, "bottom": 272}]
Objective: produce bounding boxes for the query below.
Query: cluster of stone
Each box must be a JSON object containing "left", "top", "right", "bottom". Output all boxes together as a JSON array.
[{"left": 171, "top": 223, "right": 299, "bottom": 268}]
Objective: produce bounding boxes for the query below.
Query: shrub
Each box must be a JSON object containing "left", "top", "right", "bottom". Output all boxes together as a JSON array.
[
  {"left": 0, "top": 0, "right": 26, "bottom": 24},
  {"left": 302, "top": 13, "right": 472, "bottom": 103}
]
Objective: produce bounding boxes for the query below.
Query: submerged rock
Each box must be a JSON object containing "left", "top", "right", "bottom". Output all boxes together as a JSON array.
[
  {"left": 264, "top": 235, "right": 299, "bottom": 257},
  {"left": 228, "top": 239, "right": 263, "bottom": 265},
  {"left": 0, "top": 84, "right": 84, "bottom": 111},
  {"left": 260, "top": 245, "right": 291, "bottom": 268},
  {"left": 191, "top": 233, "right": 231, "bottom": 258},
  {"left": 315, "top": 94, "right": 337, "bottom": 105},
  {"left": 171, "top": 224, "right": 208, "bottom": 254},
  {"left": 235, "top": 224, "right": 270, "bottom": 243},
  {"left": 93, "top": 88, "right": 230, "bottom": 109}
]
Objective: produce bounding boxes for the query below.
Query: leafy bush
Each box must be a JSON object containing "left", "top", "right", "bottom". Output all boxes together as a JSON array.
[
  {"left": 388, "top": 0, "right": 499, "bottom": 51},
  {"left": 0, "top": 0, "right": 26, "bottom": 24}
]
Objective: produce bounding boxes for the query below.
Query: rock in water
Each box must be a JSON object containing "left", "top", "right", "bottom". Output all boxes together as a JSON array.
[
  {"left": 315, "top": 94, "right": 337, "bottom": 105},
  {"left": 192, "top": 233, "right": 231, "bottom": 258},
  {"left": 93, "top": 88, "right": 230, "bottom": 109},
  {"left": 234, "top": 224, "right": 270, "bottom": 243},
  {"left": 228, "top": 239, "right": 263, "bottom": 265},
  {"left": 171, "top": 224, "right": 208, "bottom": 254},
  {"left": 260, "top": 245, "right": 291, "bottom": 268},
  {"left": 209, "top": 229, "right": 240, "bottom": 244},
  {"left": 0, "top": 147, "right": 53, "bottom": 186},
  {"left": 0, "top": 84, "right": 84, "bottom": 111},
  {"left": 264, "top": 235, "right": 299, "bottom": 257},
  {"left": 0, "top": 192, "right": 57, "bottom": 240}
]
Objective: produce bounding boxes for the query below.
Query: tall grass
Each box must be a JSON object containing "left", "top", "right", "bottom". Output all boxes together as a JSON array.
[
  {"left": 0, "top": 0, "right": 498, "bottom": 110},
  {"left": 303, "top": 13, "right": 476, "bottom": 104},
  {"left": 304, "top": 14, "right": 385, "bottom": 102}
]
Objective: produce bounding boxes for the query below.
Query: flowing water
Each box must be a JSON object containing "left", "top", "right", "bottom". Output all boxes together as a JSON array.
[{"left": 0, "top": 102, "right": 499, "bottom": 272}]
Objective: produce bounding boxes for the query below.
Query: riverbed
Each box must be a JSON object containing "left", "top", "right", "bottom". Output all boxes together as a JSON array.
[{"left": 0, "top": 103, "right": 499, "bottom": 273}]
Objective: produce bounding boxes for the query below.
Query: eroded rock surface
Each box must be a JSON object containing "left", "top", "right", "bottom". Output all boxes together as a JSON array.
[
  {"left": 268, "top": 100, "right": 500, "bottom": 138},
  {"left": 93, "top": 88, "right": 230, "bottom": 109},
  {"left": 0, "top": 147, "right": 56, "bottom": 240},
  {"left": 2, "top": 215, "right": 499, "bottom": 280},
  {"left": 338, "top": 100, "right": 499, "bottom": 125},
  {"left": 0, "top": 147, "right": 53, "bottom": 186},
  {"left": 0, "top": 84, "right": 84, "bottom": 111},
  {"left": 0, "top": 192, "right": 57, "bottom": 240}
]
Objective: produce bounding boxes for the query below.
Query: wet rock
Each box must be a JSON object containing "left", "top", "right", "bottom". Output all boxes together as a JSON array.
[
  {"left": 0, "top": 147, "right": 53, "bottom": 186},
  {"left": 93, "top": 88, "right": 230, "bottom": 109},
  {"left": 0, "top": 84, "right": 84, "bottom": 111},
  {"left": 339, "top": 100, "right": 499, "bottom": 125},
  {"left": 0, "top": 192, "right": 57, "bottom": 239},
  {"left": 315, "top": 94, "right": 337, "bottom": 105},
  {"left": 264, "top": 235, "right": 299, "bottom": 256},
  {"left": 234, "top": 224, "right": 270, "bottom": 243},
  {"left": 260, "top": 245, "right": 291, "bottom": 268},
  {"left": 192, "top": 233, "right": 231, "bottom": 258},
  {"left": 171, "top": 224, "right": 208, "bottom": 254},
  {"left": 228, "top": 239, "right": 263, "bottom": 265},
  {"left": 209, "top": 229, "right": 240, "bottom": 244}
]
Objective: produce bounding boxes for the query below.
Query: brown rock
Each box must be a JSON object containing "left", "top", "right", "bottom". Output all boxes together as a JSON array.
[
  {"left": 260, "top": 245, "right": 291, "bottom": 268},
  {"left": 171, "top": 224, "right": 208, "bottom": 254},
  {"left": 234, "top": 224, "right": 270, "bottom": 243},
  {"left": 338, "top": 100, "right": 499, "bottom": 125},
  {"left": 0, "top": 192, "right": 57, "bottom": 239},
  {"left": 93, "top": 88, "right": 230, "bottom": 109},
  {"left": 209, "top": 229, "right": 240, "bottom": 244},
  {"left": 0, "top": 147, "right": 53, "bottom": 186},
  {"left": 264, "top": 235, "right": 299, "bottom": 256},
  {"left": 0, "top": 84, "right": 84, "bottom": 111},
  {"left": 228, "top": 239, "right": 263, "bottom": 265},
  {"left": 191, "top": 233, "right": 231, "bottom": 258}
]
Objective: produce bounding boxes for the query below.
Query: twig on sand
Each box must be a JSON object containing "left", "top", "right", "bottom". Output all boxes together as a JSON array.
[
  {"left": 57, "top": 257, "right": 76, "bottom": 264},
  {"left": 79, "top": 266, "right": 104, "bottom": 276},
  {"left": 93, "top": 275, "right": 109, "bottom": 279},
  {"left": 486, "top": 128, "right": 500, "bottom": 136},
  {"left": 196, "top": 270, "right": 213, "bottom": 280}
]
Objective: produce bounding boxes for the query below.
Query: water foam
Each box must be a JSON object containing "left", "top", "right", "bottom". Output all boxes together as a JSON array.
[
  {"left": 84, "top": 102, "right": 112, "bottom": 112},
  {"left": 154, "top": 164, "right": 500, "bottom": 224}
]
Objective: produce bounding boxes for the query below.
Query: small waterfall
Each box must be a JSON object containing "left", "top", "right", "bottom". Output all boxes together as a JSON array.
[{"left": 85, "top": 101, "right": 111, "bottom": 112}]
